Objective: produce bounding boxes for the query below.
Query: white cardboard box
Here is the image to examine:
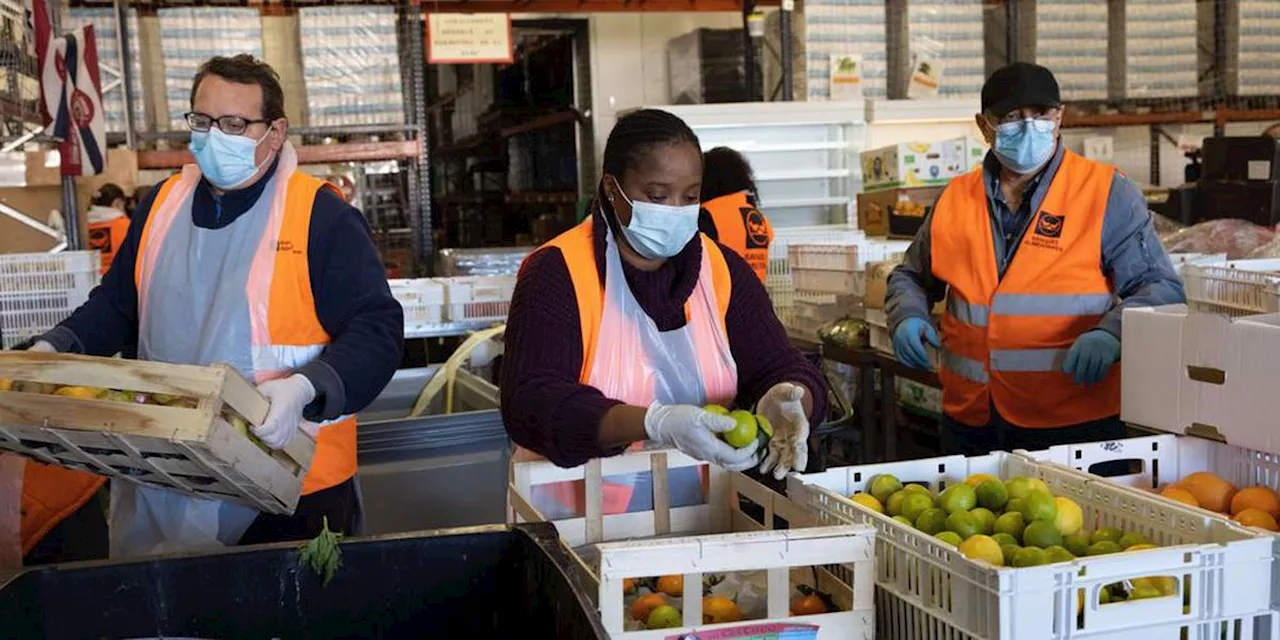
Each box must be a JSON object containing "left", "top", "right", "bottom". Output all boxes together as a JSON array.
[
  {"left": 860, "top": 138, "right": 969, "bottom": 192},
  {"left": 1121, "top": 304, "right": 1280, "bottom": 454}
]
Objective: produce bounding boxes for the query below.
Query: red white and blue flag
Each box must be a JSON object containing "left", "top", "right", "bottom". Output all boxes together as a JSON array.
[{"left": 27, "top": 0, "right": 106, "bottom": 176}]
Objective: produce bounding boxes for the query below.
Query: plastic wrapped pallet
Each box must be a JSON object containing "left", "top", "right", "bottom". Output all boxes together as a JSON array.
[
  {"left": 1160, "top": 219, "right": 1276, "bottom": 260},
  {"left": 298, "top": 6, "right": 404, "bottom": 127},
  {"left": 904, "top": 1, "right": 983, "bottom": 100},
  {"left": 159, "top": 8, "right": 263, "bottom": 129},
  {"left": 802, "top": 0, "right": 887, "bottom": 101},
  {"left": 1225, "top": 0, "right": 1280, "bottom": 96},
  {"left": 60, "top": 8, "right": 145, "bottom": 134},
  {"left": 1109, "top": 0, "right": 1198, "bottom": 100},
  {"left": 1033, "top": 0, "right": 1108, "bottom": 101}
]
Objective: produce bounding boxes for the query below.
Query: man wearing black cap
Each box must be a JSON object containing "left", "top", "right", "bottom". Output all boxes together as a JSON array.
[{"left": 885, "top": 62, "right": 1184, "bottom": 455}]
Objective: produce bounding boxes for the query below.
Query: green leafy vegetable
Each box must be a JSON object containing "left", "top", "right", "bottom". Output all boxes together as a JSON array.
[{"left": 298, "top": 516, "right": 344, "bottom": 586}]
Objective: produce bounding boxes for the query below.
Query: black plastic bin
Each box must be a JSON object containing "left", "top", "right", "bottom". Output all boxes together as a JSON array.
[{"left": 0, "top": 523, "right": 606, "bottom": 639}]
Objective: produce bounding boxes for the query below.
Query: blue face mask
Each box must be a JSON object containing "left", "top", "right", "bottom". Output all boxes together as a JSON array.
[
  {"left": 993, "top": 118, "right": 1057, "bottom": 174},
  {"left": 190, "top": 127, "right": 270, "bottom": 190},
  {"left": 610, "top": 178, "right": 700, "bottom": 260}
]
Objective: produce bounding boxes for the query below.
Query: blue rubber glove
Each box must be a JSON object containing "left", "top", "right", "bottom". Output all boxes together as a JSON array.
[
  {"left": 1062, "top": 329, "right": 1121, "bottom": 385},
  {"left": 892, "top": 317, "right": 939, "bottom": 370}
]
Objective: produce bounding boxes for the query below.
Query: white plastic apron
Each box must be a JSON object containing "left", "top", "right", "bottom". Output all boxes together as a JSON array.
[
  {"left": 113, "top": 147, "right": 301, "bottom": 559},
  {"left": 522, "top": 225, "right": 738, "bottom": 519},
  {"left": 0, "top": 453, "right": 23, "bottom": 569}
]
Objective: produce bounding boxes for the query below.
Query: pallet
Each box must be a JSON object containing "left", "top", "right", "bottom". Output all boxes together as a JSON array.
[{"left": 0, "top": 353, "right": 315, "bottom": 514}]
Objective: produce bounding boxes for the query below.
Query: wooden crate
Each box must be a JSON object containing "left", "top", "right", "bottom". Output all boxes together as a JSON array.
[
  {"left": 508, "top": 449, "right": 876, "bottom": 638},
  {"left": 0, "top": 353, "right": 315, "bottom": 514}
]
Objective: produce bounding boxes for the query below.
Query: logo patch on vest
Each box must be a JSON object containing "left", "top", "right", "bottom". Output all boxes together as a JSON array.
[
  {"left": 742, "top": 207, "right": 769, "bottom": 249},
  {"left": 1035, "top": 212, "right": 1064, "bottom": 238}
]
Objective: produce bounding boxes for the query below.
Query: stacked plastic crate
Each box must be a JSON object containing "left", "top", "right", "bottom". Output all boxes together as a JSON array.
[
  {"left": 158, "top": 7, "right": 263, "bottom": 129},
  {"left": 1226, "top": 0, "right": 1280, "bottom": 96},
  {"left": 905, "top": 0, "right": 984, "bottom": 99},
  {"left": 61, "top": 8, "right": 145, "bottom": 133},
  {"left": 1112, "top": 0, "right": 1198, "bottom": 100},
  {"left": 1034, "top": 0, "right": 1109, "bottom": 101},
  {"left": 767, "top": 226, "right": 866, "bottom": 331},
  {"left": 802, "top": 0, "right": 886, "bottom": 101},
  {"left": 0, "top": 252, "right": 99, "bottom": 350},
  {"left": 298, "top": 6, "right": 404, "bottom": 127}
]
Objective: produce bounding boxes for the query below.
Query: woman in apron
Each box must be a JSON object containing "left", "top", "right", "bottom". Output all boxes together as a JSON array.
[{"left": 501, "top": 109, "right": 829, "bottom": 518}]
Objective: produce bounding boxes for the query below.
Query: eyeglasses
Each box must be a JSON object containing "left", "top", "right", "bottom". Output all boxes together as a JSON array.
[{"left": 184, "top": 112, "right": 269, "bottom": 136}]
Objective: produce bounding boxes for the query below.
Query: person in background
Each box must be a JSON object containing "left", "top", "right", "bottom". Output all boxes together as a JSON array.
[
  {"left": 25, "top": 54, "right": 403, "bottom": 558},
  {"left": 502, "top": 110, "right": 826, "bottom": 518},
  {"left": 699, "top": 147, "right": 774, "bottom": 284},
  {"left": 86, "top": 183, "right": 130, "bottom": 275},
  {"left": 886, "top": 62, "right": 1184, "bottom": 456}
]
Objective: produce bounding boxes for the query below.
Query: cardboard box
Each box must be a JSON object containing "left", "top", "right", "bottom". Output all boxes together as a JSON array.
[
  {"left": 856, "top": 186, "right": 945, "bottom": 238},
  {"left": 863, "top": 259, "right": 902, "bottom": 309},
  {"left": 861, "top": 139, "right": 969, "bottom": 192},
  {"left": 1121, "top": 304, "right": 1280, "bottom": 455}
]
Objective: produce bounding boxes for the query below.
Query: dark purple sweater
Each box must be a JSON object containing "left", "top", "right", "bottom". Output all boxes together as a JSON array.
[{"left": 501, "top": 208, "right": 828, "bottom": 468}]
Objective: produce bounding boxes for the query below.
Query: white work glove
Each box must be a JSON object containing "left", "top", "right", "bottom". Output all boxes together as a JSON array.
[
  {"left": 756, "top": 383, "right": 810, "bottom": 480},
  {"left": 643, "top": 402, "right": 760, "bottom": 472},
  {"left": 27, "top": 340, "right": 56, "bottom": 353},
  {"left": 254, "top": 374, "right": 316, "bottom": 450}
]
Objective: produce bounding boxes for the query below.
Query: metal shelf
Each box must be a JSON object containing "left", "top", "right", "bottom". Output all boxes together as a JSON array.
[{"left": 756, "top": 169, "right": 851, "bottom": 182}]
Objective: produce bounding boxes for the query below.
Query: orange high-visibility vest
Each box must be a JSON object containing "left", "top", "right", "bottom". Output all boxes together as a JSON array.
[
  {"left": 136, "top": 172, "right": 357, "bottom": 496},
  {"left": 88, "top": 216, "right": 130, "bottom": 275},
  {"left": 511, "top": 216, "right": 733, "bottom": 513},
  {"left": 20, "top": 461, "right": 106, "bottom": 555},
  {"left": 930, "top": 150, "right": 1120, "bottom": 428},
  {"left": 702, "top": 191, "right": 773, "bottom": 284}
]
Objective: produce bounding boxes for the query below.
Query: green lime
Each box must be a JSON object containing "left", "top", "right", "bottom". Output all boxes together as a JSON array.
[
  {"left": 1128, "top": 586, "right": 1162, "bottom": 600},
  {"left": 886, "top": 490, "right": 909, "bottom": 516},
  {"left": 991, "top": 532, "right": 1018, "bottom": 548},
  {"left": 723, "top": 410, "right": 759, "bottom": 448},
  {"left": 1087, "top": 541, "right": 1122, "bottom": 556},
  {"left": 900, "top": 492, "right": 936, "bottom": 523},
  {"left": 993, "top": 511, "right": 1026, "bottom": 542},
  {"left": 970, "top": 508, "right": 997, "bottom": 535},
  {"left": 870, "top": 474, "right": 905, "bottom": 505},
  {"left": 975, "top": 480, "right": 1009, "bottom": 512},
  {"left": 1117, "top": 532, "right": 1147, "bottom": 550},
  {"left": 1099, "top": 585, "right": 1113, "bottom": 604},
  {"left": 1012, "top": 547, "right": 1049, "bottom": 567},
  {"left": 756, "top": 413, "right": 774, "bottom": 438},
  {"left": 1005, "top": 477, "right": 1035, "bottom": 501},
  {"left": 1006, "top": 497, "right": 1026, "bottom": 517},
  {"left": 903, "top": 484, "right": 933, "bottom": 495},
  {"left": 1001, "top": 543, "right": 1022, "bottom": 566},
  {"left": 1044, "top": 545, "right": 1075, "bottom": 564},
  {"left": 892, "top": 515, "right": 914, "bottom": 527},
  {"left": 939, "top": 484, "right": 978, "bottom": 514},
  {"left": 946, "top": 511, "right": 982, "bottom": 540},
  {"left": 916, "top": 508, "right": 949, "bottom": 535},
  {"left": 1063, "top": 531, "right": 1091, "bottom": 557},
  {"left": 1019, "top": 491, "right": 1058, "bottom": 523},
  {"left": 704, "top": 404, "right": 730, "bottom": 416},
  {"left": 935, "top": 531, "right": 963, "bottom": 547},
  {"left": 1091, "top": 527, "right": 1123, "bottom": 545},
  {"left": 1022, "top": 520, "right": 1064, "bottom": 549}
]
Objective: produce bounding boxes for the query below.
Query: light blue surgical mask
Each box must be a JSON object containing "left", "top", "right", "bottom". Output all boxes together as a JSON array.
[
  {"left": 190, "top": 127, "right": 271, "bottom": 190},
  {"left": 610, "top": 178, "right": 700, "bottom": 260},
  {"left": 993, "top": 118, "right": 1057, "bottom": 174}
]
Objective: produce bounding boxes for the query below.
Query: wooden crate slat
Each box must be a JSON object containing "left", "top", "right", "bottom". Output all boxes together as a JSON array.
[
  {"left": 176, "top": 440, "right": 276, "bottom": 513},
  {"left": 0, "top": 352, "right": 224, "bottom": 398},
  {"left": 42, "top": 428, "right": 120, "bottom": 477},
  {"left": 107, "top": 433, "right": 198, "bottom": 496},
  {"left": 0, "top": 426, "right": 62, "bottom": 465},
  {"left": 214, "top": 364, "right": 268, "bottom": 424},
  {"left": 205, "top": 418, "right": 299, "bottom": 512},
  {"left": 0, "top": 391, "right": 211, "bottom": 441}
]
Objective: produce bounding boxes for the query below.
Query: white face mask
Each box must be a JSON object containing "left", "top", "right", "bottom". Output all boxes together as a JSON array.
[{"left": 610, "top": 177, "right": 700, "bottom": 260}]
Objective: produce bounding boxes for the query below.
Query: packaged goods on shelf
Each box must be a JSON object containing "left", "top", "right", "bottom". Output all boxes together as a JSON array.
[
  {"left": 61, "top": 8, "right": 145, "bottom": 133},
  {"left": 1160, "top": 219, "right": 1275, "bottom": 260},
  {"left": 903, "top": 1, "right": 984, "bottom": 100},
  {"left": 440, "top": 276, "right": 515, "bottom": 324},
  {"left": 0, "top": 251, "right": 99, "bottom": 350},
  {"left": 509, "top": 448, "right": 876, "bottom": 638},
  {"left": 158, "top": 7, "right": 263, "bottom": 129},
  {"left": 789, "top": 449, "right": 1275, "bottom": 640},
  {"left": 1031, "top": 0, "right": 1108, "bottom": 100},
  {"left": 856, "top": 185, "right": 945, "bottom": 238},
  {"left": 802, "top": 0, "right": 887, "bottom": 101},
  {"left": 1110, "top": 0, "right": 1198, "bottom": 100},
  {"left": 860, "top": 139, "right": 970, "bottom": 192},
  {"left": 299, "top": 6, "right": 404, "bottom": 127},
  {"left": 1224, "top": 0, "right": 1280, "bottom": 96}
]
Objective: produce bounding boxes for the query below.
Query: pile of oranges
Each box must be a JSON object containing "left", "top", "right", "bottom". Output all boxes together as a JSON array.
[{"left": 1158, "top": 472, "right": 1280, "bottom": 531}]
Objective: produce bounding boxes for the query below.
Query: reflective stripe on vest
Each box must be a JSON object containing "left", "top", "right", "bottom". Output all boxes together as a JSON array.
[
  {"left": 135, "top": 145, "right": 356, "bottom": 496},
  {"left": 930, "top": 150, "right": 1120, "bottom": 428},
  {"left": 702, "top": 191, "right": 772, "bottom": 284}
]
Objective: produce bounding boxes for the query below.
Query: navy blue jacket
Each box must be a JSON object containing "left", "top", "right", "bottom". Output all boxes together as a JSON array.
[{"left": 41, "top": 159, "right": 404, "bottom": 421}]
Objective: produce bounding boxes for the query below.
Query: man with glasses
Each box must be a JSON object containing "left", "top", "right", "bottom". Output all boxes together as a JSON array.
[
  {"left": 28, "top": 54, "right": 403, "bottom": 557},
  {"left": 885, "top": 62, "right": 1184, "bottom": 455}
]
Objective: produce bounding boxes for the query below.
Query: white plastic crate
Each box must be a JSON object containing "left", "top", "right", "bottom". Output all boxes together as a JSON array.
[
  {"left": 793, "top": 268, "right": 864, "bottom": 296},
  {"left": 1183, "top": 259, "right": 1280, "bottom": 317},
  {"left": 389, "top": 278, "right": 446, "bottom": 332},
  {"left": 788, "top": 450, "right": 1277, "bottom": 640},
  {"left": 789, "top": 245, "right": 859, "bottom": 272},
  {"left": 440, "top": 276, "right": 515, "bottom": 323},
  {"left": 508, "top": 449, "right": 876, "bottom": 638},
  {"left": 0, "top": 251, "right": 99, "bottom": 349}
]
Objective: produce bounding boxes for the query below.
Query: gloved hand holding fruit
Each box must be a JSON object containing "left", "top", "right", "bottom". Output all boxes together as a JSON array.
[{"left": 643, "top": 402, "right": 759, "bottom": 471}]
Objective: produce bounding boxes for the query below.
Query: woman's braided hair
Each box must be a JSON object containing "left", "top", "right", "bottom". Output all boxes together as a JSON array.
[{"left": 602, "top": 109, "right": 701, "bottom": 179}]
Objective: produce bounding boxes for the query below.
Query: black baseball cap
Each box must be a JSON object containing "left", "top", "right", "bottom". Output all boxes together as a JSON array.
[{"left": 981, "top": 62, "right": 1061, "bottom": 118}]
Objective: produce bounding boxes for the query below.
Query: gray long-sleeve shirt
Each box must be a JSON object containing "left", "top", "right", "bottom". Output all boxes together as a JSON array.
[{"left": 886, "top": 144, "right": 1185, "bottom": 338}]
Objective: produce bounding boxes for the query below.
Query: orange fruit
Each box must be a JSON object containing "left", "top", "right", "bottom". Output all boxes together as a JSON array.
[
  {"left": 1233, "top": 508, "right": 1280, "bottom": 532},
  {"left": 1160, "top": 486, "right": 1200, "bottom": 508},
  {"left": 623, "top": 578, "right": 636, "bottom": 595},
  {"left": 631, "top": 593, "right": 668, "bottom": 621},
  {"left": 1178, "top": 473, "right": 1236, "bottom": 514},
  {"left": 702, "top": 595, "right": 743, "bottom": 624},
  {"left": 790, "top": 594, "right": 828, "bottom": 616},
  {"left": 656, "top": 575, "right": 683, "bottom": 597},
  {"left": 1230, "top": 486, "right": 1280, "bottom": 518}
]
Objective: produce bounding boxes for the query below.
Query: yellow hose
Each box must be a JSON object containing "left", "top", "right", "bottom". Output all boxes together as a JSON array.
[{"left": 409, "top": 324, "right": 506, "bottom": 418}]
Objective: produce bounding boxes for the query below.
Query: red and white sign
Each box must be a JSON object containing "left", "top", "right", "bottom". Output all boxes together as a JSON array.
[{"left": 426, "top": 14, "right": 513, "bottom": 65}]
